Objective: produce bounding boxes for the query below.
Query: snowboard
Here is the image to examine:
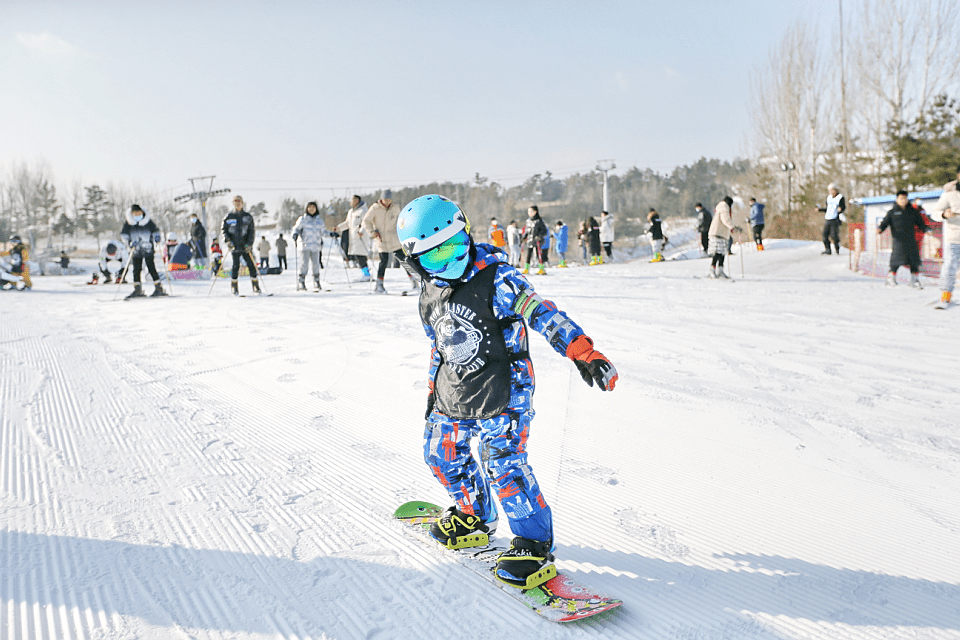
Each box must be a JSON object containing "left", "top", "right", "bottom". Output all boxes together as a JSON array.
[{"left": 393, "top": 501, "right": 622, "bottom": 623}]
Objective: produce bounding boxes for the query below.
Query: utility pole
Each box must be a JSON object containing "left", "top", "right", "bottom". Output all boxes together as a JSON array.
[
  {"left": 839, "top": 0, "right": 850, "bottom": 193},
  {"left": 595, "top": 160, "right": 616, "bottom": 212},
  {"left": 173, "top": 176, "right": 231, "bottom": 240}
]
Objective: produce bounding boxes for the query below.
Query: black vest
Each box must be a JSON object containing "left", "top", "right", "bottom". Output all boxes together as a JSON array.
[{"left": 420, "top": 265, "right": 514, "bottom": 420}]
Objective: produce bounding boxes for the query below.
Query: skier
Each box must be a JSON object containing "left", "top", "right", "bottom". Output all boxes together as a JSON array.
[
  {"left": 707, "top": 196, "right": 740, "bottom": 279},
  {"left": 0, "top": 234, "right": 31, "bottom": 289},
  {"left": 587, "top": 216, "right": 602, "bottom": 265},
  {"left": 879, "top": 189, "right": 928, "bottom": 288},
  {"left": 276, "top": 234, "right": 288, "bottom": 271},
  {"left": 210, "top": 239, "right": 223, "bottom": 276},
  {"left": 748, "top": 197, "right": 766, "bottom": 250},
  {"left": 120, "top": 204, "right": 167, "bottom": 298},
  {"left": 817, "top": 183, "right": 846, "bottom": 255},
  {"left": 695, "top": 202, "right": 712, "bottom": 255},
  {"left": 363, "top": 190, "right": 417, "bottom": 294},
  {"left": 257, "top": 235, "right": 271, "bottom": 270},
  {"left": 292, "top": 201, "right": 333, "bottom": 291},
  {"left": 600, "top": 211, "right": 615, "bottom": 262},
  {"left": 221, "top": 196, "right": 261, "bottom": 295},
  {"left": 506, "top": 220, "right": 521, "bottom": 267},
  {"left": 929, "top": 163, "right": 960, "bottom": 308},
  {"left": 647, "top": 208, "right": 665, "bottom": 262},
  {"left": 396, "top": 194, "right": 618, "bottom": 590},
  {"left": 189, "top": 213, "right": 207, "bottom": 265},
  {"left": 97, "top": 240, "right": 128, "bottom": 283},
  {"left": 553, "top": 220, "right": 569, "bottom": 268},
  {"left": 521, "top": 205, "right": 548, "bottom": 275},
  {"left": 336, "top": 195, "right": 371, "bottom": 281}
]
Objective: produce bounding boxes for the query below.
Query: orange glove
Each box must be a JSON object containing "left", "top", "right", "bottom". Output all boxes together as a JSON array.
[{"left": 566, "top": 335, "right": 618, "bottom": 391}]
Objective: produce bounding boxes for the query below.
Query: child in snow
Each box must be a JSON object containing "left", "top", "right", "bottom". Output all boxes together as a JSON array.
[
  {"left": 879, "top": 190, "right": 928, "bottom": 288},
  {"left": 929, "top": 163, "right": 960, "bottom": 308},
  {"left": 397, "top": 195, "right": 618, "bottom": 590},
  {"left": 553, "top": 220, "right": 569, "bottom": 268},
  {"left": 647, "top": 208, "right": 665, "bottom": 262},
  {"left": 1, "top": 234, "right": 31, "bottom": 289},
  {"left": 120, "top": 205, "right": 167, "bottom": 298}
]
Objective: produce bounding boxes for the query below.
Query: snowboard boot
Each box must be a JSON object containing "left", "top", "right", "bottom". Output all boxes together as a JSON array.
[
  {"left": 429, "top": 506, "right": 497, "bottom": 550},
  {"left": 231, "top": 280, "right": 240, "bottom": 295},
  {"left": 374, "top": 279, "right": 387, "bottom": 294},
  {"left": 252, "top": 279, "right": 262, "bottom": 295},
  {"left": 298, "top": 275, "right": 306, "bottom": 290},
  {"left": 910, "top": 274, "right": 923, "bottom": 289},
  {"left": 495, "top": 537, "right": 557, "bottom": 589},
  {"left": 125, "top": 284, "right": 145, "bottom": 299},
  {"left": 150, "top": 283, "right": 168, "bottom": 297},
  {"left": 885, "top": 273, "right": 897, "bottom": 287},
  {"left": 935, "top": 291, "right": 952, "bottom": 310}
]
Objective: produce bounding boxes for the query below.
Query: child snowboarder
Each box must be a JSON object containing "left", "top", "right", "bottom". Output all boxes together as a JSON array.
[
  {"left": 879, "top": 189, "right": 928, "bottom": 288},
  {"left": 120, "top": 205, "right": 167, "bottom": 298},
  {"left": 396, "top": 195, "right": 618, "bottom": 590}
]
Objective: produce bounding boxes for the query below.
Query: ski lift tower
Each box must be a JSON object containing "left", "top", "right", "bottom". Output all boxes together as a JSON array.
[
  {"left": 596, "top": 160, "right": 616, "bottom": 213},
  {"left": 173, "top": 176, "right": 231, "bottom": 237}
]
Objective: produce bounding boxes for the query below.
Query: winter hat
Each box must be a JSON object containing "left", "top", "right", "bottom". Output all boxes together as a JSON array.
[
  {"left": 130, "top": 204, "right": 144, "bottom": 213},
  {"left": 380, "top": 189, "right": 393, "bottom": 201},
  {"left": 828, "top": 183, "right": 838, "bottom": 191}
]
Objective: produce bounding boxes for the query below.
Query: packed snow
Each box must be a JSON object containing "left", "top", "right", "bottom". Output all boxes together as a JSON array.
[{"left": 2, "top": 237, "right": 959, "bottom": 640}]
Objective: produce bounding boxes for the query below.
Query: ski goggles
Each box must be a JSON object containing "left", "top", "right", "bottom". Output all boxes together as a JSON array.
[{"left": 415, "top": 229, "right": 471, "bottom": 277}]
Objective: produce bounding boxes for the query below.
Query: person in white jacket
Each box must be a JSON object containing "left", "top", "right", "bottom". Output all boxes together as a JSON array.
[
  {"left": 337, "top": 195, "right": 371, "bottom": 281},
  {"left": 292, "top": 202, "right": 334, "bottom": 290},
  {"left": 707, "top": 196, "right": 741, "bottom": 279},
  {"left": 599, "top": 211, "right": 615, "bottom": 261},
  {"left": 929, "top": 164, "right": 960, "bottom": 308}
]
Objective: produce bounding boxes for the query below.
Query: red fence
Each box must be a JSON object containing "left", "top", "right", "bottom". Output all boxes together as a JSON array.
[{"left": 848, "top": 220, "right": 943, "bottom": 278}]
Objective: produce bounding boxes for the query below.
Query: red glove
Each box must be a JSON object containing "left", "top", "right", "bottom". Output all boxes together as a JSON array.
[{"left": 566, "top": 335, "right": 618, "bottom": 391}]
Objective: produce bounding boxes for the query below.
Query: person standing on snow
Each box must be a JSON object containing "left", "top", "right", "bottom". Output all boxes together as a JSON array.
[
  {"left": 695, "top": 202, "right": 712, "bottom": 255},
  {"left": 647, "top": 208, "right": 665, "bottom": 262},
  {"left": 210, "top": 239, "right": 223, "bottom": 276},
  {"left": 221, "top": 196, "right": 261, "bottom": 295},
  {"left": 553, "top": 220, "right": 569, "bottom": 267},
  {"left": 276, "top": 234, "right": 288, "bottom": 271},
  {"left": 396, "top": 194, "right": 618, "bottom": 590},
  {"left": 817, "top": 183, "right": 846, "bottom": 255},
  {"left": 587, "top": 216, "right": 602, "bottom": 265},
  {"left": 707, "top": 196, "right": 740, "bottom": 279},
  {"left": 506, "top": 220, "right": 521, "bottom": 267},
  {"left": 363, "top": 189, "right": 417, "bottom": 294},
  {"left": 120, "top": 204, "right": 167, "bottom": 298},
  {"left": 879, "top": 189, "right": 929, "bottom": 288},
  {"left": 189, "top": 213, "right": 207, "bottom": 265},
  {"left": 600, "top": 211, "right": 615, "bottom": 262},
  {"left": 521, "top": 205, "right": 548, "bottom": 275},
  {"left": 748, "top": 198, "right": 766, "bottom": 250},
  {"left": 257, "top": 235, "right": 271, "bottom": 270},
  {"left": 929, "top": 163, "right": 960, "bottom": 308},
  {"left": 337, "top": 195, "right": 371, "bottom": 282},
  {"left": 489, "top": 218, "right": 507, "bottom": 249},
  {"left": 293, "top": 201, "right": 333, "bottom": 291}
]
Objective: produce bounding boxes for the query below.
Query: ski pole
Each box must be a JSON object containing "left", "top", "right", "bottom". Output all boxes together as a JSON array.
[
  {"left": 207, "top": 243, "right": 224, "bottom": 297},
  {"left": 737, "top": 228, "right": 745, "bottom": 279},
  {"left": 112, "top": 248, "right": 136, "bottom": 301},
  {"left": 334, "top": 234, "right": 352, "bottom": 289},
  {"left": 293, "top": 237, "right": 299, "bottom": 288},
  {"left": 322, "top": 236, "right": 334, "bottom": 283},
  {"left": 160, "top": 240, "right": 174, "bottom": 297}
]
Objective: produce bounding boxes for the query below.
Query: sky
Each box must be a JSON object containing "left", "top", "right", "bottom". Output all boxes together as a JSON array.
[{"left": 1, "top": 0, "right": 840, "bottom": 210}]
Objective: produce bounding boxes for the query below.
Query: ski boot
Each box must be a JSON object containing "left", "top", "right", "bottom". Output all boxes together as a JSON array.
[
  {"left": 374, "top": 279, "right": 387, "bottom": 294},
  {"left": 536, "top": 265, "right": 546, "bottom": 275},
  {"left": 716, "top": 267, "right": 730, "bottom": 279},
  {"left": 150, "top": 283, "right": 168, "bottom": 297},
  {"left": 757, "top": 242, "right": 765, "bottom": 251},
  {"left": 910, "top": 274, "right": 923, "bottom": 289},
  {"left": 708, "top": 266, "right": 718, "bottom": 279},
  {"left": 231, "top": 280, "right": 240, "bottom": 295},
  {"left": 934, "top": 291, "right": 952, "bottom": 310},
  {"left": 885, "top": 273, "right": 897, "bottom": 287},
  {"left": 297, "top": 275, "right": 306, "bottom": 291},
  {"left": 356, "top": 267, "right": 371, "bottom": 283},
  {"left": 495, "top": 537, "right": 557, "bottom": 589},
  {"left": 429, "top": 506, "right": 496, "bottom": 550},
  {"left": 252, "top": 279, "right": 262, "bottom": 295},
  {"left": 125, "top": 284, "right": 146, "bottom": 299},
  {"left": 521, "top": 264, "right": 530, "bottom": 274},
  {"left": 314, "top": 277, "right": 321, "bottom": 291}
]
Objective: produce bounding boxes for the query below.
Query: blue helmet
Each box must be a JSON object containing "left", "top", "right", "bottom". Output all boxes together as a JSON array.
[{"left": 397, "top": 195, "right": 473, "bottom": 280}]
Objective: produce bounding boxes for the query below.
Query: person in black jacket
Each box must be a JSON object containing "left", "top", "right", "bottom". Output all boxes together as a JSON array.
[
  {"left": 221, "top": 196, "right": 261, "bottom": 295},
  {"left": 879, "top": 190, "right": 929, "bottom": 288},
  {"left": 695, "top": 203, "right": 712, "bottom": 255},
  {"left": 521, "top": 205, "right": 549, "bottom": 274},
  {"left": 189, "top": 214, "right": 207, "bottom": 265},
  {"left": 120, "top": 205, "right": 167, "bottom": 298}
]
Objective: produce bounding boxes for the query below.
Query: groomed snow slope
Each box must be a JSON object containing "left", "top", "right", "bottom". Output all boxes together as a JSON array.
[{"left": 1, "top": 240, "right": 958, "bottom": 640}]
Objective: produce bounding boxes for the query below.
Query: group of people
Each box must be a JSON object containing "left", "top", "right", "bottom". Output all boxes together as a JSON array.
[{"left": 484, "top": 208, "right": 616, "bottom": 275}]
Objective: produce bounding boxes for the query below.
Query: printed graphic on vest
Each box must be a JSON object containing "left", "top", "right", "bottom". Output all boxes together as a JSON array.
[{"left": 434, "top": 303, "right": 485, "bottom": 372}]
